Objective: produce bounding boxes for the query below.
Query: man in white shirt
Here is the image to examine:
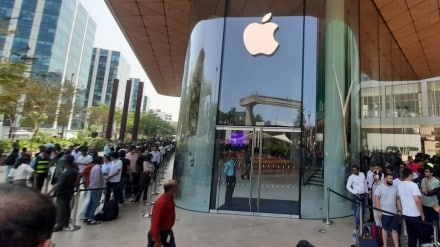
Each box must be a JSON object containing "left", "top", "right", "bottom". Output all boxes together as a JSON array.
[
  {"left": 346, "top": 165, "right": 368, "bottom": 229},
  {"left": 75, "top": 148, "right": 93, "bottom": 173},
  {"left": 104, "top": 152, "right": 123, "bottom": 204},
  {"left": 398, "top": 168, "right": 431, "bottom": 247}
]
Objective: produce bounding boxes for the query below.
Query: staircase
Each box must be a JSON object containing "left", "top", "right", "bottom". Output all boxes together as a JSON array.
[{"left": 306, "top": 169, "right": 324, "bottom": 187}]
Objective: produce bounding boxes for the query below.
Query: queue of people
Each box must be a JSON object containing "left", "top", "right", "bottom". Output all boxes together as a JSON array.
[
  {"left": 1, "top": 140, "right": 175, "bottom": 234},
  {"left": 347, "top": 152, "right": 440, "bottom": 247}
]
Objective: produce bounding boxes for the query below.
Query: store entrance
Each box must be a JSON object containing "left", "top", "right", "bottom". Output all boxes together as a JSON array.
[{"left": 212, "top": 126, "right": 301, "bottom": 217}]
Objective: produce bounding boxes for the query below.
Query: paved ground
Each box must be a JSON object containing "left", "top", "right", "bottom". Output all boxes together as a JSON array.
[{"left": 0, "top": 158, "right": 361, "bottom": 247}]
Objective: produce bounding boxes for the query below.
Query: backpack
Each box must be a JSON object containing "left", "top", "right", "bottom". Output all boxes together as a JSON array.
[{"left": 95, "top": 199, "right": 119, "bottom": 221}]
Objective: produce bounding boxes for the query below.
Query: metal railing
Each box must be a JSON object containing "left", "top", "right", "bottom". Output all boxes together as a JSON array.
[{"left": 323, "top": 187, "right": 440, "bottom": 246}]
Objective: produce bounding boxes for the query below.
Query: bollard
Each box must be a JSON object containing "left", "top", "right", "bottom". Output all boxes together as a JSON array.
[
  {"left": 151, "top": 173, "right": 159, "bottom": 195},
  {"left": 143, "top": 177, "right": 154, "bottom": 218},
  {"left": 160, "top": 161, "right": 165, "bottom": 179},
  {"left": 359, "top": 200, "right": 363, "bottom": 237},
  {"left": 322, "top": 187, "right": 333, "bottom": 225},
  {"left": 64, "top": 187, "right": 81, "bottom": 231}
]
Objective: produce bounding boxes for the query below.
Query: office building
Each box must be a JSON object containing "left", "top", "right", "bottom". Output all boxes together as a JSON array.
[
  {"left": 0, "top": 0, "right": 96, "bottom": 129},
  {"left": 107, "top": 0, "right": 440, "bottom": 218},
  {"left": 85, "top": 47, "right": 130, "bottom": 108}
]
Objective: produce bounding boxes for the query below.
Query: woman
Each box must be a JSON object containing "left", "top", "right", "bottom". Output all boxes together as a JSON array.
[{"left": 134, "top": 153, "right": 154, "bottom": 204}]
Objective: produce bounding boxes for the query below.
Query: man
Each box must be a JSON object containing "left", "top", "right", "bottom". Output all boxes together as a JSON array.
[
  {"left": 103, "top": 152, "right": 123, "bottom": 204},
  {"left": 420, "top": 166, "right": 439, "bottom": 223},
  {"left": 397, "top": 168, "right": 431, "bottom": 247},
  {"left": 75, "top": 147, "right": 92, "bottom": 174},
  {"left": 0, "top": 184, "right": 56, "bottom": 247},
  {"left": 374, "top": 173, "right": 401, "bottom": 247},
  {"left": 148, "top": 179, "right": 179, "bottom": 247},
  {"left": 224, "top": 153, "right": 236, "bottom": 207},
  {"left": 126, "top": 146, "right": 139, "bottom": 199},
  {"left": 370, "top": 169, "right": 383, "bottom": 227},
  {"left": 49, "top": 154, "right": 79, "bottom": 232},
  {"left": 84, "top": 156, "right": 104, "bottom": 225},
  {"left": 346, "top": 165, "right": 368, "bottom": 229},
  {"left": 34, "top": 150, "right": 51, "bottom": 192}
]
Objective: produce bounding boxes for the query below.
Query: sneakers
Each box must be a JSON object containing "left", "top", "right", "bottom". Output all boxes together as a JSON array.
[{"left": 86, "top": 220, "right": 101, "bottom": 225}]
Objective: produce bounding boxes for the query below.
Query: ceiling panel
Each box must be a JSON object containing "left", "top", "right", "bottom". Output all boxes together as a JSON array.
[{"left": 106, "top": 0, "right": 440, "bottom": 97}]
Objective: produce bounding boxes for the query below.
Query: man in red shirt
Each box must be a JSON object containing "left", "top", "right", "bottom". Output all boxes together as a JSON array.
[{"left": 148, "top": 179, "right": 179, "bottom": 247}]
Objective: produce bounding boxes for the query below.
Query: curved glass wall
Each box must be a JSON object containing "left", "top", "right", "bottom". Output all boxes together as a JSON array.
[
  {"left": 175, "top": 0, "right": 425, "bottom": 219},
  {"left": 173, "top": 18, "right": 224, "bottom": 212}
]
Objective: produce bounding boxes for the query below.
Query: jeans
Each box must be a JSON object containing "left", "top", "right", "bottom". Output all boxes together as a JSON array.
[
  {"left": 86, "top": 189, "right": 103, "bottom": 220},
  {"left": 56, "top": 194, "right": 73, "bottom": 228},
  {"left": 135, "top": 172, "right": 151, "bottom": 202},
  {"left": 404, "top": 215, "right": 431, "bottom": 247},
  {"left": 225, "top": 176, "right": 236, "bottom": 206},
  {"left": 147, "top": 230, "right": 175, "bottom": 247},
  {"left": 352, "top": 193, "right": 367, "bottom": 229},
  {"left": 105, "top": 181, "right": 123, "bottom": 203}
]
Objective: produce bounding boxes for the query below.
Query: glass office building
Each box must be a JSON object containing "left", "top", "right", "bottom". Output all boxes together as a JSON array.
[
  {"left": 85, "top": 48, "right": 130, "bottom": 108},
  {"left": 0, "top": 0, "right": 96, "bottom": 129},
  {"left": 107, "top": 0, "right": 440, "bottom": 219}
]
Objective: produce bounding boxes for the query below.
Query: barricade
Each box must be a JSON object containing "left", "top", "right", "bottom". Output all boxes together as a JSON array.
[{"left": 323, "top": 187, "right": 440, "bottom": 246}]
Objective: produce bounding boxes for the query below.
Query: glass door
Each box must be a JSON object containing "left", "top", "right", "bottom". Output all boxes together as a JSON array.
[
  {"left": 213, "top": 126, "right": 300, "bottom": 217},
  {"left": 255, "top": 127, "right": 300, "bottom": 216}
]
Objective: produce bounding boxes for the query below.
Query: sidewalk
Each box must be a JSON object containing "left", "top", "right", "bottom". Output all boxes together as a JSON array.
[{"left": 1, "top": 158, "right": 357, "bottom": 246}]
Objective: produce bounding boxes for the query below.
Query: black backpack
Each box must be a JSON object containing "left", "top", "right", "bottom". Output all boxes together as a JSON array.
[{"left": 95, "top": 199, "right": 119, "bottom": 221}]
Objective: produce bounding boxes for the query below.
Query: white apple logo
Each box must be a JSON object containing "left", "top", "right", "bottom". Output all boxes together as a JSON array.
[{"left": 243, "top": 13, "right": 279, "bottom": 56}]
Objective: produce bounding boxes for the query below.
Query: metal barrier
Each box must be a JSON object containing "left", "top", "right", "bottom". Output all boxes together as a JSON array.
[{"left": 323, "top": 187, "right": 440, "bottom": 246}]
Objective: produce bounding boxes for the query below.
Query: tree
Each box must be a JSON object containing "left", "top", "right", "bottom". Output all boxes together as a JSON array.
[
  {"left": 0, "top": 61, "right": 32, "bottom": 136},
  {"left": 139, "top": 113, "right": 176, "bottom": 138},
  {"left": 20, "top": 80, "right": 78, "bottom": 134},
  {"left": 86, "top": 103, "right": 110, "bottom": 136}
]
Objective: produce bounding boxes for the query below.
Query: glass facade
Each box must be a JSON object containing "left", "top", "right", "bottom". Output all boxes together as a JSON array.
[
  {"left": 174, "top": 0, "right": 438, "bottom": 219},
  {"left": 0, "top": 0, "right": 96, "bottom": 129},
  {"left": 85, "top": 48, "right": 131, "bottom": 108},
  {"left": 174, "top": 0, "right": 360, "bottom": 218}
]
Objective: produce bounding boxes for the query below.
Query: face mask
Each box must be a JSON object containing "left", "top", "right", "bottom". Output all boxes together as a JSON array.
[{"left": 373, "top": 170, "right": 382, "bottom": 180}]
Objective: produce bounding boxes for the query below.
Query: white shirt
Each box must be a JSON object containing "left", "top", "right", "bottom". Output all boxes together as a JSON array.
[
  {"left": 8, "top": 163, "right": 34, "bottom": 180},
  {"left": 75, "top": 154, "right": 93, "bottom": 165},
  {"left": 151, "top": 150, "right": 161, "bottom": 163},
  {"left": 367, "top": 170, "right": 374, "bottom": 189},
  {"left": 398, "top": 181, "right": 422, "bottom": 217},
  {"left": 107, "top": 159, "right": 122, "bottom": 183},
  {"left": 346, "top": 172, "right": 368, "bottom": 195},
  {"left": 393, "top": 178, "right": 403, "bottom": 188}
]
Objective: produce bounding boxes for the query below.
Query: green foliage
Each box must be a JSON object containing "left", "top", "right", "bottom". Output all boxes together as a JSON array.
[
  {"left": 139, "top": 113, "right": 176, "bottom": 138},
  {"left": 0, "top": 139, "right": 11, "bottom": 152}
]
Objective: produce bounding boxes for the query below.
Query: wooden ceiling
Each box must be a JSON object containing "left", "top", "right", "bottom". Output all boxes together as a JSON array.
[
  {"left": 373, "top": 0, "right": 440, "bottom": 81},
  {"left": 106, "top": 0, "right": 440, "bottom": 97}
]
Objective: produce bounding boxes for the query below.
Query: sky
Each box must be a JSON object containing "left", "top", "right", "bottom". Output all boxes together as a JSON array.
[{"left": 79, "top": 0, "right": 180, "bottom": 121}]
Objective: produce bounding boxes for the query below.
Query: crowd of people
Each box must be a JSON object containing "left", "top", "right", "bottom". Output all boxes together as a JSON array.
[
  {"left": 347, "top": 152, "right": 440, "bottom": 247},
  {"left": 1, "top": 140, "right": 175, "bottom": 233}
]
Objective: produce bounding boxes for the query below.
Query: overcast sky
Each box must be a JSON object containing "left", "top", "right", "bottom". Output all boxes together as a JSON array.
[{"left": 79, "top": 0, "right": 180, "bottom": 121}]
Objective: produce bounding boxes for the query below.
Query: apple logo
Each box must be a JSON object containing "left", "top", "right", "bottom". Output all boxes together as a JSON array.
[{"left": 243, "top": 13, "right": 279, "bottom": 56}]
